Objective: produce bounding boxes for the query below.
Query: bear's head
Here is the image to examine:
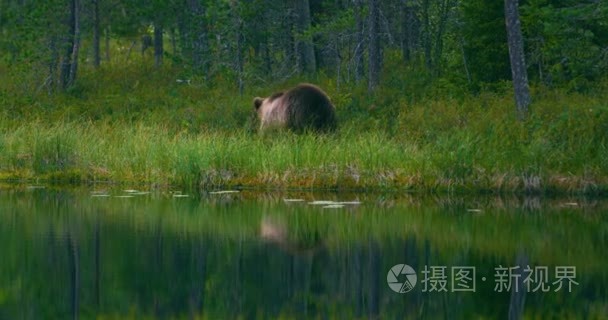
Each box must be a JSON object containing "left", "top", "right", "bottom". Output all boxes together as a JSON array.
[
  {"left": 253, "top": 92, "right": 284, "bottom": 112},
  {"left": 253, "top": 97, "right": 264, "bottom": 111},
  {"left": 252, "top": 92, "right": 287, "bottom": 131}
]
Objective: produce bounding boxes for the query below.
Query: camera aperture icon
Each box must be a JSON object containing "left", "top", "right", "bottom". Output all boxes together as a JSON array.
[{"left": 387, "top": 264, "right": 417, "bottom": 293}]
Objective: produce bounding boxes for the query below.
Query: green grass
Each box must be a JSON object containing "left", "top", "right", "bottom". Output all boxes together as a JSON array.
[{"left": 0, "top": 62, "right": 607, "bottom": 194}]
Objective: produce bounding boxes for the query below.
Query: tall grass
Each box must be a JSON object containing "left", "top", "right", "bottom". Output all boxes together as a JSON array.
[
  {"left": 0, "top": 120, "right": 417, "bottom": 189},
  {"left": 0, "top": 116, "right": 605, "bottom": 194},
  {"left": 0, "top": 62, "right": 607, "bottom": 194}
]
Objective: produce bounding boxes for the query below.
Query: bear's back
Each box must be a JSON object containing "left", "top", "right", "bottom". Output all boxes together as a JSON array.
[{"left": 284, "top": 84, "right": 337, "bottom": 132}]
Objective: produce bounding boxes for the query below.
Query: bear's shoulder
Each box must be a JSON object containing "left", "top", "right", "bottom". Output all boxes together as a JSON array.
[
  {"left": 294, "top": 83, "right": 323, "bottom": 92},
  {"left": 269, "top": 91, "right": 285, "bottom": 101}
]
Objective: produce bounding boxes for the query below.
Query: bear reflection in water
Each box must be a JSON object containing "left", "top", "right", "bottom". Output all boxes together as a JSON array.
[{"left": 260, "top": 216, "right": 324, "bottom": 256}]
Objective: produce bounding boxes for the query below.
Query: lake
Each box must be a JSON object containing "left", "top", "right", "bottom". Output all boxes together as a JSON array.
[{"left": 1, "top": 185, "right": 606, "bottom": 319}]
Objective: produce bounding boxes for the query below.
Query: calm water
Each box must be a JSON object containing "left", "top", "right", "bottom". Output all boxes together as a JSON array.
[{"left": 0, "top": 185, "right": 607, "bottom": 319}]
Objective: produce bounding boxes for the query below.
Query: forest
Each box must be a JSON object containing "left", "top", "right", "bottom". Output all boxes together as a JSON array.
[{"left": 0, "top": 0, "right": 607, "bottom": 194}]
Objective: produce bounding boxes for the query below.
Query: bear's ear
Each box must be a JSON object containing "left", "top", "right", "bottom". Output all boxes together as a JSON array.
[{"left": 253, "top": 97, "right": 263, "bottom": 110}]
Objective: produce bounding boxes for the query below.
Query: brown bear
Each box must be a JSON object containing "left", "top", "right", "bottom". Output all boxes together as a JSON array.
[{"left": 253, "top": 83, "right": 337, "bottom": 133}]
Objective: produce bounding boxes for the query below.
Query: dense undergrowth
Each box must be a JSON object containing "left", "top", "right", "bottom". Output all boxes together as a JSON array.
[{"left": 0, "top": 60, "right": 607, "bottom": 194}]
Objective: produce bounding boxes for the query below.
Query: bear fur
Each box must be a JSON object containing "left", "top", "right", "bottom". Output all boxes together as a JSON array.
[{"left": 253, "top": 83, "right": 337, "bottom": 133}]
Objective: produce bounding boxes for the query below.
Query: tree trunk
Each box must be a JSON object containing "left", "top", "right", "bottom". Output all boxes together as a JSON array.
[
  {"left": 94, "top": 218, "right": 101, "bottom": 309},
  {"left": 263, "top": 41, "right": 272, "bottom": 75},
  {"left": 354, "top": 0, "right": 365, "bottom": 83},
  {"left": 230, "top": 1, "right": 244, "bottom": 94},
  {"left": 433, "top": 0, "right": 453, "bottom": 75},
  {"left": 294, "top": 0, "right": 316, "bottom": 74},
  {"left": 60, "top": 0, "right": 80, "bottom": 89},
  {"left": 459, "top": 37, "right": 472, "bottom": 84},
  {"left": 170, "top": 27, "right": 177, "bottom": 56},
  {"left": 504, "top": 0, "right": 531, "bottom": 120},
  {"left": 188, "top": 0, "right": 210, "bottom": 75},
  {"left": 334, "top": 34, "right": 341, "bottom": 90},
  {"left": 189, "top": 242, "right": 207, "bottom": 318},
  {"left": 401, "top": 0, "right": 411, "bottom": 62},
  {"left": 368, "top": 0, "right": 380, "bottom": 91},
  {"left": 421, "top": 0, "right": 432, "bottom": 70},
  {"left": 104, "top": 26, "right": 110, "bottom": 62},
  {"left": 67, "top": 232, "right": 80, "bottom": 320},
  {"left": 153, "top": 21, "right": 163, "bottom": 67},
  {"left": 46, "top": 36, "right": 59, "bottom": 93},
  {"left": 69, "top": 0, "right": 80, "bottom": 86},
  {"left": 508, "top": 253, "right": 529, "bottom": 320},
  {"left": 141, "top": 34, "right": 152, "bottom": 56},
  {"left": 236, "top": 20, "right": 244, "bottom": 95},
  {"left": 367, "top": 239, "right": 379, "bottom": 318},
  {"left": 92, "top": 0, "right": 100, "bottom": 67}
]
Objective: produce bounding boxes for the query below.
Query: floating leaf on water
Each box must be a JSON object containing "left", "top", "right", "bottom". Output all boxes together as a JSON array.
[
  {"left": 323, "top": 204, "right": 345, "bottom": 209},
  {"left": 309, "top": 200, "right": 337, "bottom": 205},
  {"left": 337, "top": 201, "right": 362, "bottom": 205},
  {"left": 283, "top": 198, "right": 305, "bottom": 202},
  {"left": 209, "top": 190, "right": 240, "bottom": 195},
  {"left": 173, "top": 194, "right": 189, "bottom": 198}
]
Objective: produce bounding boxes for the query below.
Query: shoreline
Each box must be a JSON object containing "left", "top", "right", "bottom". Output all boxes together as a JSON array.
[{"left": 1, "top": 172, "right": 606, "bottom": 196}]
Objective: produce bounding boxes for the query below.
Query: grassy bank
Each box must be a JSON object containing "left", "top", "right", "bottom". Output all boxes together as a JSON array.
[{"left": 0, "top": 65, "right": 607, "bottom": 194}]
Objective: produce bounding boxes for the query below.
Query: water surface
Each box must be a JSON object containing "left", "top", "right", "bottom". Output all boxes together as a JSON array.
[{"left": 1, "top": 185, "right": 606, "bottom": 319}]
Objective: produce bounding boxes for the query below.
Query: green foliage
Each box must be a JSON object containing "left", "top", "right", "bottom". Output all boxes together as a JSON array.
[
  {"left": 2, "top": 0, "right": 607, "bottom": 92},
  {"left": 459, "top": 0, "right": 511, "bottom": 86},
  {"left": 521, "top": 0, "right": 608, "bottom": 89}
]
